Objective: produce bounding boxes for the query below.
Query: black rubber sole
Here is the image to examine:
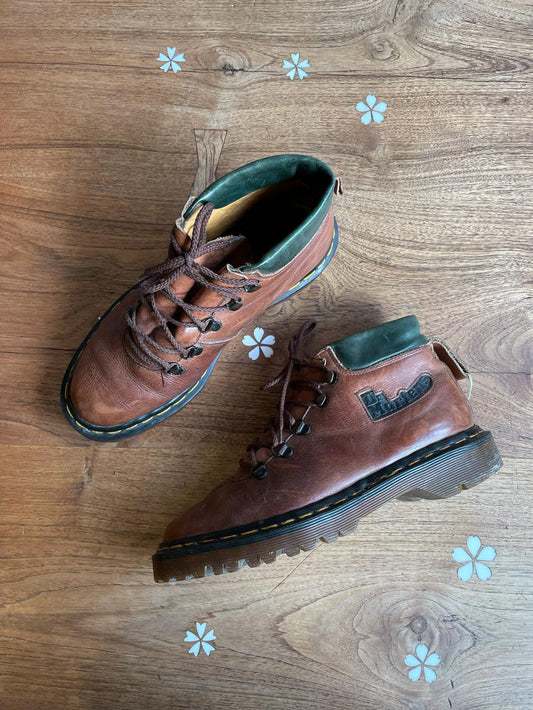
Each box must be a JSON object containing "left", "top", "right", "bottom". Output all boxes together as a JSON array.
[
  {"left": 60, "top": 219, "right": 339, "bottom": 441},
  {"left": 153, "top": 426, "right": 503, "bottom": 582}
]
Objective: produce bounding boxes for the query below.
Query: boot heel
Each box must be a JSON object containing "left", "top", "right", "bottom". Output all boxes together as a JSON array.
[{"left": 398, "top": 432, "right": 502, "bottom": 502}]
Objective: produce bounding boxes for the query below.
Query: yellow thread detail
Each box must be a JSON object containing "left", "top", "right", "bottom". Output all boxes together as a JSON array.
[{"left": 157, "top": 430, "right": 482, "bottom": 554}]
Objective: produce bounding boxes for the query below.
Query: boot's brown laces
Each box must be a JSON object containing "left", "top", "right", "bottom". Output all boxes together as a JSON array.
[
  {"left": 124, "top": 202, "right": 259, "bottom": 374},
  {"left": 248, "top": 320, "right": 338, "bottom": 479}
]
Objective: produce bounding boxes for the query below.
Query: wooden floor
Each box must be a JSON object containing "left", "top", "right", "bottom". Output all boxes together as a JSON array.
[{"left": 1, "top": 1, "right": 531, "bottom": 708}]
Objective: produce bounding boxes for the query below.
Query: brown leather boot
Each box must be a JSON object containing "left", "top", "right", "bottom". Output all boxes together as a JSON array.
[
  {"left": 61, "top": 154, "right": 338, "bottom": 440},
  {"left": 152, "top": 316, "right": 502, "bottom": 582}
]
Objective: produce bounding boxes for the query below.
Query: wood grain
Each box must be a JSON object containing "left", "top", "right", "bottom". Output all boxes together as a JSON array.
[{"left": 0, "top": 0, "right": 531, "bottom": 708}]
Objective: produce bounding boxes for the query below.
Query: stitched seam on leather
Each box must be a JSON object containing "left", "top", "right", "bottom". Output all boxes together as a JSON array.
[
  {"left": 63, "top": 229, "right": 336, "bottom": 436},
  {"left": 157, "top": 429, "right": 482, "bottom": 553},
  {"left": 325, "top": 343, "right": 430, "bottom": 376},
  {"left": 252, "top": 207, "right": 333, "bottom": 278}
]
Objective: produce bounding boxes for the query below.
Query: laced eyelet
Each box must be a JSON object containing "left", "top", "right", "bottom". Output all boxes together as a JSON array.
[
  {"left": 226, "top": 298, "right": 242, "bottom": 311},
  {"left": 184, "top": 345, "right": 203, "bottom": 359},
  {"left": 271, "top": 442, "right": 294, "bottom": 458},
  {"left": 167, "top": 363, "right": 184, "bottom": 375},
  {"left": 323, "top": 369, "right": 338, "bottom": 385},
  {"left": 252, "top": 464, "right": 268, "bottom": 480},
  {"left": 201, "top": 317, "right": 222, "bottom": 332},
  {"left": 290, "top": 419, "right": 312, "bottom": 436},
  {"left": 243, "top": 282, "right": 261, "bottom": 293},
  {"left": 314, "top": 392, "right": 328, "bottom": 408}
]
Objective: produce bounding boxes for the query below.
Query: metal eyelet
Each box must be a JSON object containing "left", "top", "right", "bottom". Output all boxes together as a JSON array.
[
  {"left": 323, "top": 369, "right": 338, "bottom": 385},
  {"left": 184, "top": 345, "right": 203, "bottom": 359},
  {"left": 167, "top": 363, "right": 184, "bottom": 375},
  {"left": 201, "top": 317, "right": 222, "bottom": 332},
  {"left": 271, "top": 442, "right": 294, "bottom": 458},
  {"left": 314, "top": 392, "right": 328, "bottom": 408},
  {"left": 243, "top": 282, "right": 261, "bottom": 293},
  {"left": 252, "top": 464, "right": 268, "bottom": 480},
  {"left": 226, "top": 298, "right": 242, "bottom": 311},
  {"left": 290, "top": 419, "right": 312, "bottom": 436}
]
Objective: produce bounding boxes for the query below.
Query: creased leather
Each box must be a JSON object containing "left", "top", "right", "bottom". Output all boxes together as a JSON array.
[
  {"left": 69, "top": 208, "right": 335, "bottom": 426},
  {"left": 163, "top": 343, "right": 474, "bottom": 542}
]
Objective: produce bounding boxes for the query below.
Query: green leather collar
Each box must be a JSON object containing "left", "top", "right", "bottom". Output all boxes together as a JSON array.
[
  {"left": 186, "top": 154, "right": 336, "bottom": 275},
  {"left": 329, "top": 316, "right": 427, "bottom": 370}
]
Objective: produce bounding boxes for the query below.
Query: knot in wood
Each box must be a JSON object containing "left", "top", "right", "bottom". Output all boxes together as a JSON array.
[{"left": 409, "top": 615, "right": 427, "bottom": 634}]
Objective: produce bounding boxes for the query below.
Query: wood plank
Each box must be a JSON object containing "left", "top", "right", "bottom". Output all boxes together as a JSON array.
[
  {"left": 0, "top": 0, "right": 531, "bottom": 706},
  {"left": 0, "top": 446, "right": 530, "bottom": 709}
]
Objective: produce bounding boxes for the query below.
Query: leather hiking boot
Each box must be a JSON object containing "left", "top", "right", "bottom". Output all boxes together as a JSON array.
[
  {"left": 61, "top": 154, "right": 338, "bottom": 440},
  {"left": 153, "top": 316, "right": 503, "bottom": 582}
]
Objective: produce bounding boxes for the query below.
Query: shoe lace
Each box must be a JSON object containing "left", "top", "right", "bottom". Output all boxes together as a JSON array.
[
  {"left": 247, "top": 320, "right": 337, "bottom": 479},
  {"left": 124, "top": 202, "right": 259, "bottom": 374}
]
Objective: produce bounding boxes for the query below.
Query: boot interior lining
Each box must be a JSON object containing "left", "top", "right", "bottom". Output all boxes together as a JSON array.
[{"left": 183, "top": 177, "right": 325, "bottom": 264}]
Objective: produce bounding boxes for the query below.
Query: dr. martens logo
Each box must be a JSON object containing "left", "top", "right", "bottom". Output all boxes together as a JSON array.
[{"left": 358, "top": 374, "right": 433, "bottom": 421}]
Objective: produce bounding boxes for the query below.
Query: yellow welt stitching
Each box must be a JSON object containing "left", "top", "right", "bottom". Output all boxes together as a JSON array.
[
  {"left": 159, "top": 430, "right": 483, "bottom": 553},
  {"left": 156, "top": 406, "right": 172, "bottom": 416}
]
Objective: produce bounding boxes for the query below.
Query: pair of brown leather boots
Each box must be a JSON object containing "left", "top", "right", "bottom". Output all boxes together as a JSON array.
[{"left": 61, "top": 154, "right": 502, "bottom": 582}]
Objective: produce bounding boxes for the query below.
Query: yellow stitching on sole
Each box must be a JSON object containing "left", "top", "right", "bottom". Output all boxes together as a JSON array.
[
  {"left": 158, "top": 430, "right": 482, "bottom": 554},
  {"left": 69, "top": 366, "right": 210, "bottom": 436}
]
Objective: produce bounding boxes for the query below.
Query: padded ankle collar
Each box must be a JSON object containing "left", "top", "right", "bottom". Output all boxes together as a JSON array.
[
  {"left": 185, "top": 154, "right": 336, "bottom": 275},
  {"left": 329, "top": 316, "right": 428, "bottom": 370}
]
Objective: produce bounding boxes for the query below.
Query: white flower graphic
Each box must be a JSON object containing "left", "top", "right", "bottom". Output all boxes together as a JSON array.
[
  {"left": 242, "top": 327, "right": 276, "bottom": 360},
  {"left": 356, "top": 94, "right": 388, "bottom": 124},
  {"left": 158, "top": 47, "right": 185, "bottom": 73},
  {"left": 452, "top": 535, "right": 496, "bottom": 581},
  {"left": 404, "top": 644, "right": 441, "bottom": 683},
  {"left": 283, "top": 53, "right": 310, "bottom": 80},
  {"left": 184, "top": 622, "right": 216, "bottom": 657}
]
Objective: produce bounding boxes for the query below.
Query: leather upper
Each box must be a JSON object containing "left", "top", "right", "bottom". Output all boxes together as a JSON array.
[
  {"left": 67, "top": 155, "right": 336, "bottom": 428},
  {"left": 162, "top": 337, "right": 474, "bottom": 542}
]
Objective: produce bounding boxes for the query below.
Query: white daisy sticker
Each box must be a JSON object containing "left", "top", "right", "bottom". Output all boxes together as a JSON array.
[
  {"left": 452, "top": 536, "right": 496, "bottom": 581},
  {"left": 242, "top": 327, "right": 276, "bottom": 360},
  {"left": 184, "top": 622, "right": 216, "bottom": 657}
]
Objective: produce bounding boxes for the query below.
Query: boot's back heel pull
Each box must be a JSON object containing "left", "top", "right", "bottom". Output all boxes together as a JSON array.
[{"left": 398, "top": 431, "right": 502, "bottom": 502}]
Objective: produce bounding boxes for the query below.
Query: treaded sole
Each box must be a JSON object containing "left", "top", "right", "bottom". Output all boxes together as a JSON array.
[{"left": 153, "top": 427, "right": 502, "bottom": 582}]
